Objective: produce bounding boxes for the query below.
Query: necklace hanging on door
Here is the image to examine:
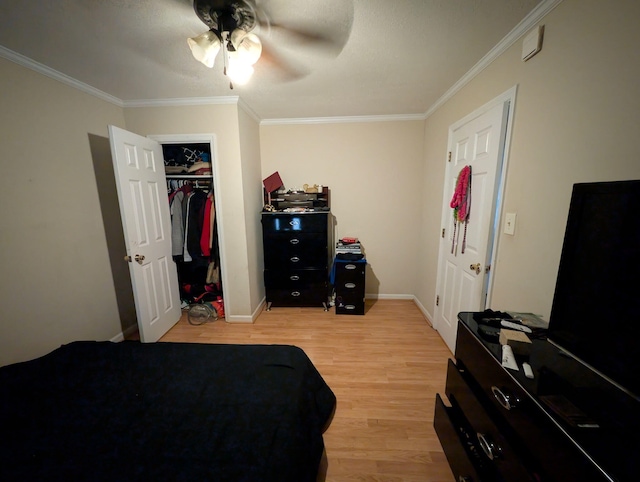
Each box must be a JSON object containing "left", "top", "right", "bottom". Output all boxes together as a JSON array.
[{"left": 449, "top": 165, "right": 472, "bottom": 255}]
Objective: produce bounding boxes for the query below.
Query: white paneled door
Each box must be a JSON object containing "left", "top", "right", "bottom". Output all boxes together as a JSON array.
[
  {"left": 434, "top": 96, "right": 511, "bottom": 353},
  {"left": 109, "top": 125, "right": 181, "bottom": 342}
]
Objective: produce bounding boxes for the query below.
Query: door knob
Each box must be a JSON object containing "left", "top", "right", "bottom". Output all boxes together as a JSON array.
[
  {"left": 470, "top": 263, "right": 481, "bottom": 274},
  {"left": 125, "top": 254, "right": 145, "bottom": 265}
]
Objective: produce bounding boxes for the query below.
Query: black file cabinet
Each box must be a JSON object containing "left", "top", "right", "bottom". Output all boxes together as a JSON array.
[
  {"left": 334, "top": 259, "right": 366, "bottom": 315},
  {"left": 262, "top": 212, "right": 331, "bottom": 310}
]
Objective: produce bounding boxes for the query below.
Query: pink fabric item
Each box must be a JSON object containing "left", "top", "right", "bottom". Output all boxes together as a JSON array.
[{"left": 200, "top": 197, "right": 212, "bottom": 257}]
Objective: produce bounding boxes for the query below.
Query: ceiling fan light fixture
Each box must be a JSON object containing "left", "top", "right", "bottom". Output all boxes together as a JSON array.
[
  {"left": 226, "top": 52, "right": 255, "bottom": 85},
  {"left": 233, "top": 31, "right": 262, "bottom": 65},
  {"left": 187, "top": 30, "right": 221, "bottom": 68}
]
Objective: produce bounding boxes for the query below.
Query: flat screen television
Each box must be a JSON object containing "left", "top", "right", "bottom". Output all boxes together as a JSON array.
[{"left": 548, "top": 180, "right": 640, "bottom": 400}]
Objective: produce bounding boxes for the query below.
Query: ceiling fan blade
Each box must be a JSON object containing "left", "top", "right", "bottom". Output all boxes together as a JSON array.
[
  {"left": 254, "top": 0, "right": 353, "bottom": 55},
  {"left": 256, "top": 21, "right": 346, "bottom": 56},
  {"left": 255, "top": 41, "right": 309, "bottom": 82}
]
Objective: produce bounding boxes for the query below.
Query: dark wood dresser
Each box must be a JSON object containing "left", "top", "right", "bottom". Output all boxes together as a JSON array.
[
  {"left": 261, "top": 212, "right": 331, "bottom": 310},
  {"left": 434, "top": 312, "right": 638, "bottom": 481}
]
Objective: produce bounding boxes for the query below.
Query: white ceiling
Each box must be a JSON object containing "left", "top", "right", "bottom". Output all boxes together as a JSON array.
[{"left": 0, "top": 0, "right": 546, "bottom": 121}]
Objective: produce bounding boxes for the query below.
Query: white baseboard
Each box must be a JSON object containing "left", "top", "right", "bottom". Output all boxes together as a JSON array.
[
  {"left": 224, "top": 297, "right": 265, "bottom": 323},
  {"left": 110, "top": 323, "right": 138, "bottom": 343},
  {"left": 365, "top": 293, "right": 414, "bottom": 300},
  {"left": 412, "top": 297, "right": 435, "bottom": 328}
]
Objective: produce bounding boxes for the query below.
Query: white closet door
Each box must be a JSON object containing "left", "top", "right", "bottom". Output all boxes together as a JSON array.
[{"left": 109, "top": 125, "right": 181, "bottom": 342}]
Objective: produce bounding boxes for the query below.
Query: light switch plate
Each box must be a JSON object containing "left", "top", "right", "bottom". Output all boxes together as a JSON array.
[
  {"left": 522, "top": 25, "right": 544, "bottom": 61},
  {"left": 504, "top": 213, "right": 517, "bottom": 235}
]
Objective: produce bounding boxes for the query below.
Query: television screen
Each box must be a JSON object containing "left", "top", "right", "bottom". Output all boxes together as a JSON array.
[{"left": 548, "top": 180, "right": 640, "bottom": 400}]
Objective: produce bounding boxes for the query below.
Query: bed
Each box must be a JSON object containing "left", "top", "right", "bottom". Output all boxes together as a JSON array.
[{"left": 0, "top": 341, "right": 336, "bottom": 481}]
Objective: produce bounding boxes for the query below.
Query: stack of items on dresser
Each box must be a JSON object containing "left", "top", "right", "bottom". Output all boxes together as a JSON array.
[{"left": 335, "top": 237, "right": 364, "bottom": 260}]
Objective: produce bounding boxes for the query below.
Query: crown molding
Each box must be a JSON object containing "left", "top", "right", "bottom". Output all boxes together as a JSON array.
[
  {"left": 123, "top": 96, "right": 238, "bottom": 108},
  {"left": 424, "top": 0, "right": 563, "bottom": 118},
  {"left": 0, "top": 45, "right": 124, "bottom": 107},
  {"left": 260, "top": 113, "right": 426, "bottom": 126},
  {"left": 237, "top": 97, "right": 261, "bottom": 123}
]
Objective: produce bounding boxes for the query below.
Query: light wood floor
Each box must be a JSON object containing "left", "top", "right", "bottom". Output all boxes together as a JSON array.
[{"left": 160, "top": 299, "right": 456, "bottom": 482}]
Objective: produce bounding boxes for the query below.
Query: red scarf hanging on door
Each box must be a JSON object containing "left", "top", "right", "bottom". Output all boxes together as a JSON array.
[{"left": 449, "top": 165, "right": 472, "bottom": 254}]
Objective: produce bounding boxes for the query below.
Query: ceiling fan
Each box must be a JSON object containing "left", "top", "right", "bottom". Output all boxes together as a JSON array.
[{"left": 187, "top": 0, "right": 354, "bottom": 88}]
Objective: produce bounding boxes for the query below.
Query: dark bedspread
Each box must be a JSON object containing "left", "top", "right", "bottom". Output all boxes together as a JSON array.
[{"left": 0, "top": 341, "right": 336, "bottom": 481}]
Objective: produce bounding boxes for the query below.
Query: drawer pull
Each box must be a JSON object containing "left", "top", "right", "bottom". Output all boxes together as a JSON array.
[
  {"left": 345, "top": 264, "right": 356, "bottom": 270},
  {"left": 458, "top": 477, "right": 473, "bottom": 482},
  {"left": 345, "top": 304, "right": 356, "bottom": 310},
  {"left": 491, "top": 386, "right": 519, "bottom": 410},
  {"left": 289, "top": 238, "right": 300, "bottom": 245},
  {"left": 290, "top": 256, "right": 300, "bottom": 263},
  {"left": 477, "top": 432, "right": 501, "bottom": 460},
  {"left": 290, "top": 275, "right": 300, "bottom": 281},
  {"left": 291, "top": 291, "right": 301, "bottom": 297},
  {"left": 345, "top": 282, "right": 356, "bottom": 289}
]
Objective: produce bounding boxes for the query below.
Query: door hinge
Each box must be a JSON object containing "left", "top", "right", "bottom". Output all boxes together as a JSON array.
[
  {"left": 448, "top": 152, "right": 452, "bottom": 162},
  {"left": 436, "top": 295, "right": 440, "bottom": 306},
  {"left": 442, "top": 228, "right": 445, "bottom": 238}
]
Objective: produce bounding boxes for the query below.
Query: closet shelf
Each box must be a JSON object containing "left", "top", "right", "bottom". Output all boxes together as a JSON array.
[{"left": 166, "top": 174, "right": 211, "bottom": 179}]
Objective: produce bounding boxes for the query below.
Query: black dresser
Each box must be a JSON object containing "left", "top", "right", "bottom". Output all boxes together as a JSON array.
[
  {"left": 261, "top": 212, "right": 331, "bottom": 310},
  {"left": 434, "top": 312, "right": 638, "bottom": 482}
]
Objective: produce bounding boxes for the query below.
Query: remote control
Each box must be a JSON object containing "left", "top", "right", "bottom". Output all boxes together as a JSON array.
[
  {"left": 522, "top": 362, "right": 534, "bottom": 379},
  {"left": 501, "top": 320, "right": 533, "bottom": 333},
  {"left": 479, "top": 317, "right": 503, "bottom": 327},
  {"left": 501, "top": 345, "right": 519, "bottom": 371}
]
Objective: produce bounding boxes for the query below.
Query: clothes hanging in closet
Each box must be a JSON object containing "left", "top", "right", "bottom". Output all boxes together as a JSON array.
[{"left": 168, "top": 181, "right": 221, "bottom": 301}]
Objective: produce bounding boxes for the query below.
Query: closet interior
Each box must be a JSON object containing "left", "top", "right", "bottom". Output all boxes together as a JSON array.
[{"left": 162, "top": 142, "right": 224, "bottom": 316}]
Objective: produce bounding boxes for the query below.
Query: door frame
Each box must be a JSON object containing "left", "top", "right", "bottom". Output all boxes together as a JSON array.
[
  {"left": 434, "top": 86, "right": 517, "bottom": 323},
  {"left": 149, "top": 133, "right": 230, "bottom": 321}
]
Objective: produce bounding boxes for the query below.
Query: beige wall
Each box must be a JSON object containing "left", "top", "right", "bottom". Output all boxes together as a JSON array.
[
  {"left": 0, "top": 58, "right": 127, "bottom": 365},
  {"left": 417, "top": 0, "right": 640, "bottom": 321},
  {"left": 124, "top": 104, "right": 264, "bottom": 321},
  {"left": 238, "top": 106, "right": 266, "bottom": 312},
  {"left": 260, "top": 121, "right": 425, "bottom": 296}
]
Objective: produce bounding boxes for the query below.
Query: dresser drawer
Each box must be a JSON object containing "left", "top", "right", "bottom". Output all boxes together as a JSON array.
[
  {"left": 334, "top": 279, "right": 365, "bottom": 299},
  {"left": 265, "top": 282, "right": 328, "bottom": 306},
  {"left": 434, "top": 393, "right": 483, "bottom": 482},
  {"left": 264, "top": 269, "right": 327, "bottom": 289},
  {"left": 335, "top": 298, "right": 364, "bottom": 315},
  {"left": 263, "top": 234, "right": 327, "bottom": 269},
  {"left": 334, "top": 262, "right": 365, "bottom": 282},
  {"left": 261, "top": 213, "right": 328, "bottom": 233},
  {"left": 446, "top": 360, "right": 535, "bottom": 481}
]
